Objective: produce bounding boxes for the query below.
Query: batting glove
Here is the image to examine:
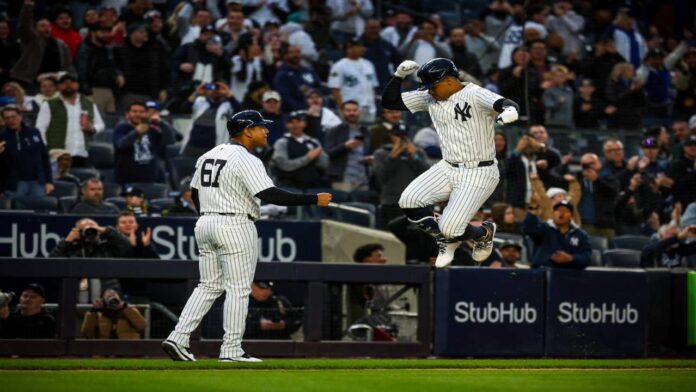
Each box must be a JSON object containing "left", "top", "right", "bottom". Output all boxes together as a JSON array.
[
  {"left": 394, "top": 60, "right": 420, "bottom": 78},
  {"left": 495, "top": 106, "right": 519, "bottom": 125}
]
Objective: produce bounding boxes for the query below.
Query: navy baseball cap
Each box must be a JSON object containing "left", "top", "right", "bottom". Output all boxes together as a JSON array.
[
  {"left": 254, "top": 281, "right": 273, "bottom": 289},
  {"left": 145, "top": 100, "right": 161, "bottom": 110},
  {"left": 24, "top": 283, "right": 46, "bottom": 299},
  {"left": 641, "top": 137, "right": 659, "bottom": 148},
  {"left": 124, "top": 186, "right": 145, "bottom": 198},
  {"left": 287, "top": 110, "right": 306, "bottom": 121},
  {"left": 553, "top": 200, "right": 574, "bottom": 213}
]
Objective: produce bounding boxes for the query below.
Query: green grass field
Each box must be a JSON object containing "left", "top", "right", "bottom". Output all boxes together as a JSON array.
[{"left": 1, "top": 359, "right": 695, "bottom": 392}]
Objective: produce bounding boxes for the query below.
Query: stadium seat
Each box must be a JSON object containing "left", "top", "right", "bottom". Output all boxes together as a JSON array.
[
  {"left": 610, "top": 235, "right": 651, "bottom": 251},
  {"left": 106, "top": 196, "right": 126, "bottom": 210},
  {"left": 588, "top": 235, "right": 609, "bottom": 252},
  {"left": 11, "top": 196, "right": 59, "bottom": 212},
  {"left": 169, "top": 156, "right": 197, "bottom": 187},
  {"left": 102, "top": 182, "right": 122, "bottom": 198},
  {"left": 69, "top": 167, "right": 100, "bottom": 182},
  {"left": 591, "top": 249, "right": 603, "bottom": 267},
  {"left": 603, "top": 249, "right": 642, "bottom": 268},
  {"left": 59, "top": 196, "right": 78, "bottom": 212},
  {"left": 92, "top": 128, "right": 113, "bottom": 143},
  {"left": 125, "top": 182, "right": 170, "bottom": 200},
  {"left": 51, "top": 180, "right": 79, "bottom": 198},
  {"left": 150, "top": 197, "right": 175, "bottom": 213},
  {"left": 88, "top": 142, "right": 115, "bottom": 169},
  {"left": 166, "top": 143, "right": 182, "bottom": 159}
]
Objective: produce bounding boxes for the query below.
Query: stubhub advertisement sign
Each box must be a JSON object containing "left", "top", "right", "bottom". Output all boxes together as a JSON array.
[
  {"left": 545, "top": 269, "right": 647, "bottom": 357},
  {"left": 0, "top": 213, "right": 321, "bottom": 262},
  {"left": 434, "top": 268, "right": 545, "bottom": 357}
]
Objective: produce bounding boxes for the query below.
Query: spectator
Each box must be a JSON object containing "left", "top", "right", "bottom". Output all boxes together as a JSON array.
[
  {"left": 328, "top": 37, "right": 378, "bottom": 123},
  {"left": 524, "top": 3, "right": 549, "bottom": 39},
  {"left": 466, "top": 19, "right": 500, "bottom": 75},
  {"left": 641, "top": 223, "right": 696, "bottom": 268},
  {"left": 573, "top": 78, "right": 602, "bottom": 129},
  {"left": 244, "top": 281, "right": 301, "bottom": 340},
  {"left": 669, "top": 133, "right": 696, "bottom": 206},
  {"left": 670, "top": 119, "right": 690, "bottom": 161},
  {"left": 497, "top": 0, "right": 526, "bottom": 69},
  {"left": 324, "top": 101, "right": 370, "bottom": 192},
  {"left": 3, "top": 82, "right": 38, "bottom": 112},
  {"left": 361, "top": 19, "right": 401, "bottom": 90},
  {"left": 542, "top": 65, "right": 574, "bottom": 128},
  {"left": 546, "top": 0, "right": 584, "bottom": 59},
  {"left": 217, "top": 10, "right": 249, "bottom": 54},
  {"left": 673, "top": 46, "right": 696, "bottom": 118},
  {"left": 241, "top": 80, "right": 270, "bottom": 112},
  {"left": 115, "top": 211, "right": 158, "bottom": 259},
  {"left": 304, "top": 5, "right": 337, "bottom": 67},
  {"left": 497, "top": 241, "right": 524, "bottom": 268},
  {"left": 605, "top": 62, "right": 645, "bottom": 130},
  {"left": 609, "top": 8, "right": 647, "bottom": 69},
  {"left": 226, "top": 42, "right": 264, "bottom": 97},
  {"left": 0, "top": 283, "right": 55, "bottom": 339},
  {"left": 163, "top": 176, "right": 198, "bottom": 216},
  {"left": 577, "top": 153, "right": 619, "bottom": 237},
  {"left": 75, "top": 25, "right": 122, "bottom": 113},
  {"left": 412, "top": 124, "right": 441, "bottom": 164},
  {"left": 380, "top": 11, "right": 416, "bottom": 49},
  {"left": 81, "top": 288, "right": 147, "bottom": 339},
  {"left": 50, "top": 5, "right": 83, "bottom": 58},
  {"left": 122, "top": 186, "right": 149, "bottom": 217},
  {"left": 373, "top": 123, "right": 430, "bottom": 226},
  {"left": 326, "top": 0, "right": 374, "bottom": 45},
  {"left": 114, "top": 22, "right": 169, "bottom": 111},
  {"left": 181, "top": 81, "right": 237, "bottom": 157},
  {"left": 259, "top": 90, "right": 288, "bottom": 146},
  {"left": 368, "top": 109, "right": 402, "bottom": 154},
  {"left": 636, "top": 48, "right": 672, "bottom": 122},
  {"left": 530, "top": 171, "right": 582, "bottom": 224},
  {"left": 483, "top": 0, "right": 512, "bottom": 39},
  {"left": 271, "top": 111, "right": 329, "bottom": 189},
  {"left": 145, "top": 9, "right": 172, "bottom": 56},
  {"left": 34, "top": 74, "right": 60, "bottom": 106},
  {"left": 49, "top": 148, "right": 80, "bottom": 186},
  {"left": 272, "top": 45, "right": 322, "bottom": 112},
  {"left": 49, "top": 217, "right": 131, "bottom": 258},
  {"left": 615, "top": 172, "right": 661, "bottom": 235},
  {"left": 447, "top": 27, "right": 482, "bottom": 81},
  {"left": 113, "top": 102, "right": 167, "bottom": 185},
  {"left": 304, "top": 89, "right": 342, "bottom": 139},
  {"left": 523, "top": 200, "right": 591, "bottom": 269},
  {"left": 529, "top": 124, "right": 562, "bottom": 176},
  {"left": 499, "top": 46, "right": 542, "bottom": 124},
  {"left": 172, "top": 25, "right": 229, "bottom": 95},
  {"left": 644, "top": 126, "right": 672, "bottom": 162},
  {"left": 0, "top": 20, "right": 20, "bottom": 87},
  {"left": 144, "top": 100, "right": 178, "bottom": 144},
  {"left": 278, "top": 22, "right": 319, "bottom": 67},
  {"left": 577, "top": 37, "right": 624, "bottom": 103},
  {"left": 0, "top": 105, "right": 53, "bottom": 196},
  {"left": 179, "top": 7, "right": 215, "bottom": 45},
  {"left": 70, "top": 178, "right": 120, "bottom": 214},
  {"left": 400, "top": 19, "right": 451, "bottom": 67},
  {"left": 600, "top": 138, "right": 632, "bottom": 189},
  {"left": 246, "top": 0, "right": 289, "bottom": 27},
  {"left": 504, "top": 134, "right": 545, "bottom": 212},
  {"left": 631, "top": 136, "right": 669, "bottom": 179},
  {"left": 36, "top": 73, "right": 104, "bottom": 168},
  {"left": 11, "top": 1, "right": 74, "bottom": 86},
  {"left": 491, "top": 202, "right": 521, "bottom": 234}
]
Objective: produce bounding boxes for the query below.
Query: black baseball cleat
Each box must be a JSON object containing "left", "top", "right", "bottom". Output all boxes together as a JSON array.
[
  {"left": 472, "top": 221, "right": 497, "bottom": 262},
  {"left": 219, "top": 353, "right": 263, "bottom": 363},
  {"left": 162, "top": 340, "right": 196, "bottom": 361}
]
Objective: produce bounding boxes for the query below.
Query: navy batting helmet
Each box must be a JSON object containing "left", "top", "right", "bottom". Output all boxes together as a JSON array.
[
  {"left": 227, "top": 110, "right": 273, "bottom": 137},
  {"left": 416, "top": 58, "right": 459, "bottom": 90}
]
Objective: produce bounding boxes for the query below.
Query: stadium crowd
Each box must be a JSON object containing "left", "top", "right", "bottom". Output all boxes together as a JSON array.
[{"left": 0, "top": 0, "right": 695, "bottom": 273}]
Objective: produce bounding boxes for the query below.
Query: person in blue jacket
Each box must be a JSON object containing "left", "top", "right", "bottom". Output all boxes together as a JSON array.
[
  {"left": 272, "top": 45, "right": 322, "bottom": 112},
  {"left": 523, "top": 199, "right": 591, "bottom": 269}
]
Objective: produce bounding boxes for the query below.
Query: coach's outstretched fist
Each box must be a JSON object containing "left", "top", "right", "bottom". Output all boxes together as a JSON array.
[
  {"left": 394, "top": 60, "right": 419, "bottom": 78},
  {"left": 317, "top": 193, "right": 332, "bottom": 207},
  {"left": 495, "top": 106, "right": 519, "bottom": 125}
]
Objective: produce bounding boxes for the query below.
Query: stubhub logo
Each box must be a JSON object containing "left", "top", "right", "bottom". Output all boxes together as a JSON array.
[
  {"left": 557, "top": 302, "right": 639, "bottom": 324},
  {"left": 454, "top": 302, "right": 538, "bottom": 324}
]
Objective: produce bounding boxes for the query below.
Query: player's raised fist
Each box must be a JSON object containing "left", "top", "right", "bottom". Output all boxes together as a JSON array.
[
  {"left": 394, "top": 60, "right": 420, "bottom": 78},
  {"left": 316, "top": 193, "right": 332, "bottom": 207},
  {"left": 495, "top": 106, "right": 519, "bottom": 125}
]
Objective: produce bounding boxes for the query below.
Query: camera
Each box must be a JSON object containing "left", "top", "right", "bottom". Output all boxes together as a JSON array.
[
  {"left": 103, "top": 297, "right": 121, "bottom": 309},
  {"left": 0, "top": 291, "right": 15, "bottom": 307},
  {"left": 81, "top": 227, "right": 99, "bottom": 241},
  {"left": 204, "top": 83, "right": 216, "bottom": 91}
]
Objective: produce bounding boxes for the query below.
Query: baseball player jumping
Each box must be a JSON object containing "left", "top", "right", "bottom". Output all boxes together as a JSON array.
[
  {"left": 382, "top": 58, "right": 519, "bottom": 268},
  {"left": 162, "top": 110, "right": 332, "bottom": 363}
]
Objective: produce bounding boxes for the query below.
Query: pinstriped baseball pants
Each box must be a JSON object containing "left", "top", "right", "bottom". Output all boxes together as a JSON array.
[
  {"left": 167, "top": 215, "right": 258, "bottom": 358},
  {"left": 399, "top": 160, "right": 500, "bottom": 239}
]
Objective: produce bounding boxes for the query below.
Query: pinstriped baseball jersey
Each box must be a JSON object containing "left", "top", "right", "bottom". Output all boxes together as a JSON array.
[
  {"left": 191, "top": 143, "right": 274, "bottom": 219},
  {"left": 402, "top": 84, "right": 503, "bottom": 163}
]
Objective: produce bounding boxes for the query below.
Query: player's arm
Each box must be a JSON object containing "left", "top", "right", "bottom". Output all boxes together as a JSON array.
[
  {"left": 493, "top": 98, "right": 520, "bottom": 125},
  {"left": 191, "top": 187, "right": 200, "bottom": 214},
  {"left": 255, "top": 187, "right": 331, "bottom": 207},
  {"left": 381, "top": 60, "right": 420, "bottom": 111}
]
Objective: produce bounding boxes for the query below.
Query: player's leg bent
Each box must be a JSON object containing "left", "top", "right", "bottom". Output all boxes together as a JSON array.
[{"left": 439, "top": 165, "right": 499, "bottom": 239}]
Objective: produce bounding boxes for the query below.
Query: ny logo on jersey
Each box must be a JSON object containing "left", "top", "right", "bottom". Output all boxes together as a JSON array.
[{"left": 454, "top": 102, "right": 473, "bottom": 122}]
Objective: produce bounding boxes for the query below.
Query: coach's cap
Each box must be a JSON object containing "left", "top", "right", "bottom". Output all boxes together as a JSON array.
[
  {"left": 685, "top": 133, "right": 696, "bottom": 146},
  {"left": 287, "top": 110, "right": 306, "bottom": 121},
  {"left": 254, "top": 281, "right": 274, "bottom": 289},
  {"left": 553, "top": 200, "right": 574, "bottom": 213},
  {"left": 23, "top": 283, "right": 46, "bottom": 299},
  {"left": 123, "top": 186, "right": 145, "bottom": 198},
  {"left": 641, "top": 137, "right": 659, "bottom": 148},
  {"left": 546, "top": 187, "right": 567, "bottom": 199},
  {"left": 262, "top": 90, "right": 281, "bottom": 102}
]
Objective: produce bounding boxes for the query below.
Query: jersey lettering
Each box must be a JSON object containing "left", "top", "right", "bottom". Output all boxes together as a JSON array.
[
  {"left": 200, "top": 159, "right": 227, "bottom": 188},
  {"left": 454, "top": 102, "right": 473, "bottom": 122}
]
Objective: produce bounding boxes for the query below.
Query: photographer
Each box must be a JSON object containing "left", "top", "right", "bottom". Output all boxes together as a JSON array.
[
  {"left": 49, "top": 218, "right": 132, "bottom": 258},
  {"left": 80, "top": 289, "right": 146, "bottom": 339},
  {"left": 0, "top": 283, "right": 55, "bottom": 339},
  {"left": 180, "top": 80, "right": 239, "bottom": 157},
  {"left": 113, "top": 101, "right": 167, "bottom": 185},
  {"left": 641, "top": 223, "right": 696, "bottom": 268},
  {"left": 244, "top": 281, "right": 301, "bottom": 340},
  {"left": 576, "top": 153, "right": 619, "bottom": 237}
]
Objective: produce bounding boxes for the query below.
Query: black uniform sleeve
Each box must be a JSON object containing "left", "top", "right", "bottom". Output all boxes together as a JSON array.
[
  {"left": 381, "top": 77, "right": 409, "bottom": 111},
  {"left": 493, "top": 98, "right": 520, "bottom": 113},
  {"left": 191, "top": 187, "right": 200, "bottom": 214},
  {"left": 255, "top": 187, "right": 318, "bottom": 206}
]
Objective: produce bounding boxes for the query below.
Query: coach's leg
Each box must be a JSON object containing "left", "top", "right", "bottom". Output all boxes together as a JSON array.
[
  {"left": 167, "top": 218, "right": 224, "bottom": 347},
  {"left": 399, "top": 161, "right": 452, "bottom": 236},
  {"left": 219, "top": 219, "right": 259, "bottom": 359}
]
